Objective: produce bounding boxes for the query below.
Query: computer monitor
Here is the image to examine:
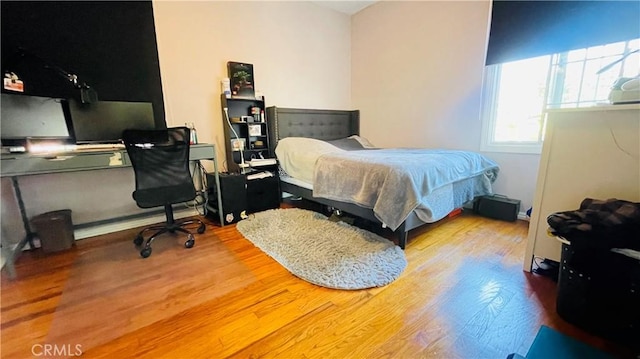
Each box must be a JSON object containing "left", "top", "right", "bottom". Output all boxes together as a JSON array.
[
  {"left": 1, "top": 93, "right": 74, "bottom": 147},
  {"left": 68, "top": 99, "right": 155, "bottom": 144}
]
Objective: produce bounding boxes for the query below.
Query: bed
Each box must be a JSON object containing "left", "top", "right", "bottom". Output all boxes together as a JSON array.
[{"left": 266, "top": 106, "right": 499, "bottom": 249}]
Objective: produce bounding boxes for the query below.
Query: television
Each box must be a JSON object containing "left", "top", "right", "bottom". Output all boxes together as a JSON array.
[
  {"left": 68, "top": 99, "right": 155, "bottom": 144},
  {"left": 1, "top": 93, "right": 74, "bottom": 147}
]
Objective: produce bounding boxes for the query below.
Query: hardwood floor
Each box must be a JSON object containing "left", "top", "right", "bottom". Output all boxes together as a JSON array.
[{"left": 1, "top": 205, "right": 635, "bottom": 358}]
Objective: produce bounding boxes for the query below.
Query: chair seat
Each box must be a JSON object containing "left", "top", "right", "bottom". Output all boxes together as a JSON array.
[{"left": 133, "top": 184, "right": 196, "bottom": 208}]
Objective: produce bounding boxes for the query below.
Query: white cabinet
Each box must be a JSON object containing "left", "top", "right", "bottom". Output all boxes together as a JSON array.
[{"left": 524, "top": 104, "right": 640, "bottom": 271}]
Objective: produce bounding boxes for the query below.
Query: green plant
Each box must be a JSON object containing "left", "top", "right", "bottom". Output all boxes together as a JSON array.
[{"left": 233, "top": 70, "right": 251, "bottom": 83}]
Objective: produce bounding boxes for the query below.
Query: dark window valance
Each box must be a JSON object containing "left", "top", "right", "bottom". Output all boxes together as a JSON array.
[{"left": 486, "top": 0, "right": 640, "bottom": 66}]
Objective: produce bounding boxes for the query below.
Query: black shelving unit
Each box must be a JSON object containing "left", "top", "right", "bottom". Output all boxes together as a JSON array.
[{"left": 221, "top": 94, "right": 272, "bottom": 173}]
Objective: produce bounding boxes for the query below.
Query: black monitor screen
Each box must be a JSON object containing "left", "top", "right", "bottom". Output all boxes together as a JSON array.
[
  {"left": 1, "top": 93, "right": 72, "bottom": 145},
  {"left": 68, "top": 99, "right": 155, "bottom": 144}
]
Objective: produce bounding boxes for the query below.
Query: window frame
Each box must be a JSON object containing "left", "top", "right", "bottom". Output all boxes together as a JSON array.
[
  {"left": 480, "top": 64, "right": 545, "bottom": 154},
  {"left": 481, "top": 39, "right": 639, "bottom": 155}
]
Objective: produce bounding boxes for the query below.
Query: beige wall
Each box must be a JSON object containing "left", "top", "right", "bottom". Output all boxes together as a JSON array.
[
  {"left": 352, "top": 1, "right": 487, "bottom": 150},
  {"left": 153, "top": 1, "right": 353, "bottom": 170},
  {"left": 351, "top": 1, "right": 540, "bottom": 213}
]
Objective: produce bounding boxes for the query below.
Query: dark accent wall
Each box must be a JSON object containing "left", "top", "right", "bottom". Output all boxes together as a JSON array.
[{"left": 1, "top": 1, "right": 166, "bottom": 128}]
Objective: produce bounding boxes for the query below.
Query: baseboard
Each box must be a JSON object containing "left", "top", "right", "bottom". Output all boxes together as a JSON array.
[
  {"left": 74, "top": 208, "right": 200, "bottom": 239},
  {"left": 2, "top": 208, "right": 202, "bottom": 275}
]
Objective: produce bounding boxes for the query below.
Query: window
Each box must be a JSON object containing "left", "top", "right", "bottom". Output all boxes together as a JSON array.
[{"left": 481, "top": 38, "right": 639, "bottom": 154}]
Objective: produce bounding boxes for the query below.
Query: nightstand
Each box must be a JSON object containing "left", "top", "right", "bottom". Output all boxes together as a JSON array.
[{"left": 245, "top": 164, "right": 280, "bottom": 213}]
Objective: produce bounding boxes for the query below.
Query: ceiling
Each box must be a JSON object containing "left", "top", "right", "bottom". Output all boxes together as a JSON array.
[{"left": 311, "top": 1, "right": 378, "bottom": 15}]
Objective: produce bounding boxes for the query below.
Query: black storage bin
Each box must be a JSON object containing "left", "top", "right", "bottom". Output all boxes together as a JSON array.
[
  {"left": 473, "top": 194, "right": 520, "bottom": 222},
  {"left": 246, "top": 175, "right": 280, "bottom": 213},
  {"left": 556, "top": 240, "right": 640, "bottom": 349}
]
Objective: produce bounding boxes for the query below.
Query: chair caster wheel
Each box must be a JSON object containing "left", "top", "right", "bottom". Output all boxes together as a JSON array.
[
  {"left": 133, "top": 235, "right": 144, "bottom": 246},
  {"left": 197, "top": 223, "right": 206, "bottom": 234},
  {"left": 185, "top": 236, "right": 195, "bottom": 248},
  {"left": 140, "top": 247, "right": 152, "bottom": 258}
]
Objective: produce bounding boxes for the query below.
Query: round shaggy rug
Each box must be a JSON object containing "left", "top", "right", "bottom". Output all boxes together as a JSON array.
[{"left": 236, "top": 208, "right": 407, "bottom": 290}]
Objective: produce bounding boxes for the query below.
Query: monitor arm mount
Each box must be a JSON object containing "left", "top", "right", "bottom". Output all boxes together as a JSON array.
[{"left": 3, "top": 47, "right": 98, "bottom": 103}]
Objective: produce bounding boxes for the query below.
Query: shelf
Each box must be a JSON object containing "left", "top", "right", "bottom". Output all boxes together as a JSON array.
[{"left": 221, "top": 94, "right": 273, "bottom": 173}]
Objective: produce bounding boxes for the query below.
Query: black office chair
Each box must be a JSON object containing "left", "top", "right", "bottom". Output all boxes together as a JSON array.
[{"left": 123, "top": 126, "right": 205, "bottom": 258}]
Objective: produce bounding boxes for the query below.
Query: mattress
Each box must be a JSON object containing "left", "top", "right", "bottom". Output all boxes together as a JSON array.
[{"left": 275, "top": 137, "right": 499, "bottom": 230}]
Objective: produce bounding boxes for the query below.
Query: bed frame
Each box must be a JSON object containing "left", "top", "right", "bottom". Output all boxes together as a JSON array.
[{"left": 266, "top": 106, "right": 427, "bottom": 249}]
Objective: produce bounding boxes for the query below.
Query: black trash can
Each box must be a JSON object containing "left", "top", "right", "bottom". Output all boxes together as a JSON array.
[
  {"left": 31, "top": 209, "right": 75, "bottom": 253},
  {"left": 556, "top": 237, "right": 640, "bottom": 349}
]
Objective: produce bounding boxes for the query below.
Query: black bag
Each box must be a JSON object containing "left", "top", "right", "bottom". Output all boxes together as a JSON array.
[{"left": 547, "top": 198, "right": 640, "bottom": 251}]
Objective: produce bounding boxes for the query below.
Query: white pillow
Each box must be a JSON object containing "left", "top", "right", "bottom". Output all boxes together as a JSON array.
[
  {"left": 349, "top": 135, "right": 377, "bottom": 148},
  {"left": 275, "top": 137, "right": 344, "bottom": 184}
]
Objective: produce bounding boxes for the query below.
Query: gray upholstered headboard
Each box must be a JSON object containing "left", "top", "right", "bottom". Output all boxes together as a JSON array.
[{"left": 266, "top": 107, "right": 360, "bottom": 154}]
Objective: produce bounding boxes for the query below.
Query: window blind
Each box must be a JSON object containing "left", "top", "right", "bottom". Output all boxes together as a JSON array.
[{"left": 485, "top": 0, "right": 640, "bottom": 66}]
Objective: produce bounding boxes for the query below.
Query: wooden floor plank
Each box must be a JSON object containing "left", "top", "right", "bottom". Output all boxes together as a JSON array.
[{"left": 1, "top": 205, "right": 635, "bottom": 358}]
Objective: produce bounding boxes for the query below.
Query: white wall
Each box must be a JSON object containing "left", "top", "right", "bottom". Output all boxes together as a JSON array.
[{"left": 351, "top": 1, "right": 540, "bottom": 212}]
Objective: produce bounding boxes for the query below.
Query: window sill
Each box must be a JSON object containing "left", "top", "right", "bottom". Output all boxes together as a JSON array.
[{"left": 480, "top": 142, "right": 542, "bottom": 155}]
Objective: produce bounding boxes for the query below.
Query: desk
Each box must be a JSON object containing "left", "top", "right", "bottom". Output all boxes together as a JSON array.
[{"left": 1, "top": 143, "right": 224, "bottom": 278}]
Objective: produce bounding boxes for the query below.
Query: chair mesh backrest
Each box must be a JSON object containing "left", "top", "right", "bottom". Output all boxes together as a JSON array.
[{"left": 122, "top": 127, "right": 195, "bottom": 208}]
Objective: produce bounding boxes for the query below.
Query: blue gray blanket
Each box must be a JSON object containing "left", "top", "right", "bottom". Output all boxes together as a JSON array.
[{"left": 313, "top": 149, "right": 500, "bottom": 230}]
